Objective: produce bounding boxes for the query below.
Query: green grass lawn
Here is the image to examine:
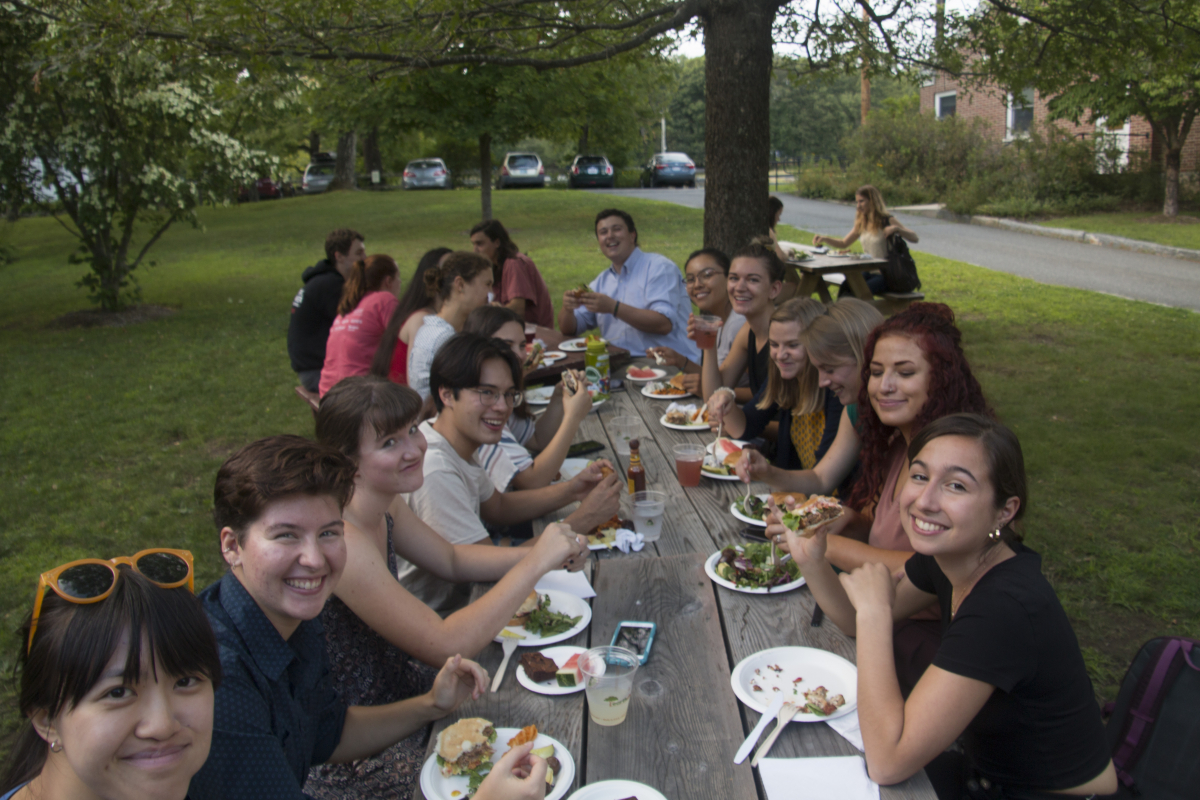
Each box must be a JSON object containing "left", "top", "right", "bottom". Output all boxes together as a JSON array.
[
  {"left": 1039, "top": 211, "right": 1200, "bottom": 250},
  {"left": 1, "top": 189, "right": 1198, "bottom": 739}
]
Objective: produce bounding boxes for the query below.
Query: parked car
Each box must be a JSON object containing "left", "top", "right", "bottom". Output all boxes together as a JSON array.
[
  {"left": 237, "top": 177, "right": 283, "bottom": 202},
  {"left": 402, "top": 158, "right": 452, "bottom": 190},
  {"left": 497, "top": 152, "right": 545, "bottom": 189},
  {"left": 302, "top": 163, "right": 335, "bottom": 194},
  {"left": 568, "top": 155, "right": 615, "bottom": 189},
  {"left": 640, "top": 152, "right": 696, "bottom": 188}
]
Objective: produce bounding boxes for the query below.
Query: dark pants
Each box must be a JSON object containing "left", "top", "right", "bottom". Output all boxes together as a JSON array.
[
  {"left": 838, "top": 270, "right": 888, "bottom": 298},
  {"left": 296, "top": 369, "right": 321, "bottom": 393}
]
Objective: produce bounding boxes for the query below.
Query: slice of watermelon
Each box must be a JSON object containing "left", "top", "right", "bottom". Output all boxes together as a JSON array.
[
  {"left": 628, "top": 366, "right": 657, "bottom": 379},
  {"left": 714, "top": 438, "right": 742, "bottom": 461}
]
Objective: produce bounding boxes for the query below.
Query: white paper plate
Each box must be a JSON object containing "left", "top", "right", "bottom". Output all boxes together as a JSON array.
[
  {"left": 494, "top": 590, "right": 592, "bottom": 646},
  {"left": 559, "top": 338, "right": 589, "bottom": 352},
  {"left": 420, "top": 728, "right": 576, "bottom": 800},
  {"left": 730, "top": 646, "right": 858, "bottom": 722},
  {"left": 542, "top": 351, "right": 567, "bottom": 365},
  {"left": 730, "top": 494, "right": 772, "bottom": 527},
  {"left": 527, "top": 386, "right": 556, "bottom": 405},
  {"left": 515, "top": 646, "right": 588, "bottom": 695},
  {"left": 702, "top": 439, "right": 749, "bottom": 481},
  {"left": 640, "top": 383, "right": 693, "bottom": 400},
  {"left": 625, "top": 367, "right": 668, "bottom": 382},
  {"left": 659, "top": 412, "right": 708, "bottom": 431},
  {"left": 557, "top": 458, "right": 590, "bottom": 482},
  {"left": 705, "top": 439, "right": 749, "bottom": 456},
  {"left": 704, "top": 549, "right": 805, "bottom": 595},
  {"left": 567, "top": 780, "right": 668, "bottom": 800}
]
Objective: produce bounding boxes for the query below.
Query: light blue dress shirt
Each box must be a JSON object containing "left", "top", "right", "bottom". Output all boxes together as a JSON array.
[{"left": 572, "top": 248, "right": 700, "bottom": 359}]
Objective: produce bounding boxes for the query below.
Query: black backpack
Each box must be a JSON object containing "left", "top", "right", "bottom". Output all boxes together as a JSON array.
[
  {"left": 1104, "top": 636, "right": 1200, "bottom": 798},
  {"left": 883, "top": 231, "right": 921, "bottom": 293}
]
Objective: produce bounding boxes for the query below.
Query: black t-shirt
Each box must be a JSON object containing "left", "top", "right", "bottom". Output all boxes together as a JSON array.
[
  {"left": 286, "top": 259, "right": 344, "bottom": 372},
  {"left": 905, "top": 547, "right": 1110, "bottom": 791},
  {"left": 746, "top": 328, "right": 771, "bottom": 395}
]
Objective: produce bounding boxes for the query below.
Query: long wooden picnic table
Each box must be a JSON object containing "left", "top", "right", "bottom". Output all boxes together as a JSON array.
[{"left": 414, "top": 359, "right": 936, "bottom": 800}]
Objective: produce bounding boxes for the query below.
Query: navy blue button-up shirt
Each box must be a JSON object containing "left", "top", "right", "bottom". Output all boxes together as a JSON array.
[{"left": 189, "top": 573, "right": 347, "bottom": 800}]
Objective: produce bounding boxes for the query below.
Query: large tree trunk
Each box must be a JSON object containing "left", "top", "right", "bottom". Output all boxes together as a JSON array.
[
  {"left": 701, "top": 0, "right": 780, "bottom": 255},
  {"left": 364, "top": 127, "right": 384, "bottom": 186},
  {"left": 1163, "top": 147, "right": 1180, "bottom": 217},
  {"left": 578, "top": 124, "right": 590, "bottom": 155},
  {"left": 308, "top": 131, "right": 321, "bottom": 158},
  {"left": 479, "top": 133, "right": 493, "bottom": 221},
  {"left": 331, "top": 131, "right": 357, "bottom": 191}
]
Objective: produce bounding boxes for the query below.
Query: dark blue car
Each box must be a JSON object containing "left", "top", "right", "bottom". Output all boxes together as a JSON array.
[{"left": 640, "top": 152, "right": 696, "bottom": 188}]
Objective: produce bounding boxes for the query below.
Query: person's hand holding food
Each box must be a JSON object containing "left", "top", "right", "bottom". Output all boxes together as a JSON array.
[
  {"left": 733, "top": 448, "right": 770, "bottom": 484},
  {"left": 560, "top": 370, "right": 592, "bottom": 420},
  {"left": 474, "top": 741, "right": 548, "bottom": 800}
]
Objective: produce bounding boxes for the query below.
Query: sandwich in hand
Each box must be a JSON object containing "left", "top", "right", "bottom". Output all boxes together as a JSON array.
[
  {"left": 569, "top": 283, "right": 590, "bottom": 298},
  {"left": 524, "top": 341, "right": 544, "bottom": 369},
  {"left": 781, "top": 496, "right": 844, "bottom": 538},
  {"left": 435, "top": 717, "right": 497, "bottom": 778}
]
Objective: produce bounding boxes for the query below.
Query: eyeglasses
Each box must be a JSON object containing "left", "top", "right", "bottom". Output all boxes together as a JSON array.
[
  {"left": 28, "top": 549, "right": 195, "bottom": 653},
  {"left": 685, "top": 269, "right": 721, "bottom": 285},
  {"left": 465, "top": 386, "right": 523, "bottom": 407}
]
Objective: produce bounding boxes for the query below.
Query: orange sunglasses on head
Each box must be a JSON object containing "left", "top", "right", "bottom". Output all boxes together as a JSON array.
[{"left": 28, "top": 549, "right": 195, "bottom": 654}]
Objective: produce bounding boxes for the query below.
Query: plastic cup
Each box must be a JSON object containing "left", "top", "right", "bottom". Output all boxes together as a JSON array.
[
  {"left": 630, "top": 490, "right": 666, "bottom": 542},
  {"left": 691, "top": 314, "right": 723, "bottom": 350},
  {"left": 674, "top": 444, "right": 705, "bottom": 488},
  {"left": 612, "top": 417, "right": 640, "bottom": 457},
  {"left": 581, "top": 646, "right": 640, "bottom": 726},
  {"left": 524, "top": 322, "right": 538, "bottom": 344}
]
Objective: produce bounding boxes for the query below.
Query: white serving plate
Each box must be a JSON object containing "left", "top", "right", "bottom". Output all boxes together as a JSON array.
[
  {"left": 704, "top": 548, "right": 805, "bottom": 595},
  {"left": 641, "top": 382, "right": 693, "bottom": 400},
  {"left": 625, "top": 367, "right": 668, "bottom": 382},
  {"left": 559, "top": 338, "right": 589, "bottom": 352},
  {"left": 420, "top": 727, "right": 576, "bottom": 800},
  {"left": 730, "top": 646, "right": 858, "bottom": 722},
  {"left": 493, "top": 590, "right": 592, "bottom": 646},
  {"left": 515, "top": 645, "right": 588, "bottom": 695},
  {"left": 566, "top": 780, "right": 668, "bottom": 800},
  {"left": 729, "top": 494, "right": 772, "bottom": 527}
]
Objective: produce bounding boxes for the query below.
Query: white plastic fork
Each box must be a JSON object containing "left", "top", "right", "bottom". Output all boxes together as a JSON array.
[
  {"left": 750, "top": 701, "right": 800, "bottom": 767},
  {"left": 491, "top": 636, "right": 519, "bottom": 693}
]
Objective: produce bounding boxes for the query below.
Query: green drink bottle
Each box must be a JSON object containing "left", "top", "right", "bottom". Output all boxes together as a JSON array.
[{"left": 585, "top": 337, "right": 610, "bottom": 395}]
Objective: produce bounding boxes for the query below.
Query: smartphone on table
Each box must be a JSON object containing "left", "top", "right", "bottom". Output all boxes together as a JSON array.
[
  {"left": 567, "top": 440, "right": 606, "bottom": 458},
  {"left": 610, "top": 621, "right": 656, "bottom": 664}
]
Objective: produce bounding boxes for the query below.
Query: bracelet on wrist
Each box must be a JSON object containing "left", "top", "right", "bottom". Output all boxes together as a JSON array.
[{"left": 613, "top": 301, "right": 621, "bottom": 318}]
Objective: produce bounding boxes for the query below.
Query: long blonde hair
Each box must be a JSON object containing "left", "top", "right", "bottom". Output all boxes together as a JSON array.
[
  {"left": 800, "top": 298, "right": 884, "bottom": 375},
  {"left": 856, "top": 185, "right": 890, "bottom": 234},
  {"left": 758, "top": 298, "right": 828, "bottom": 415}
]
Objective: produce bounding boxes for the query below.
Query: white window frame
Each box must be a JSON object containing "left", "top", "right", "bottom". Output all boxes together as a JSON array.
[
  {"left": 934, "top": 91, "right": 957, "bottom": 119},
  {"left": 1094, "top": 116, "right": 1131, "bottom": 171},
  {"left": 1006, "top": 89, "right": 1035, "bottom": 140}
]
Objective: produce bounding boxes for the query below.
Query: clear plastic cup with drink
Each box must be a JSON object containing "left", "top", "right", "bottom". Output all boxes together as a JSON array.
[
  {"left": 612, "top": 416, "right": 640, "bottom": 457},
  {"left": 524, "top": 322, "right": 538, "bottom": 344},
  {"left": 580, "top": 646, "right": 640, "bottom": 726},
  {"left": 691, "top": 314, "right": 723, "bottom": 350},
  {"left": 673, "top": 443, "right": 705, "bottom": 487},
  {"left": 630, "top": 490, "right": 666, "bottom": 542}
]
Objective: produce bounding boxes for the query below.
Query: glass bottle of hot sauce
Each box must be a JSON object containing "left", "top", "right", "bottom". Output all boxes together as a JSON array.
[{"left": 627, "top": 439, "right": 647, "bottom": 494}]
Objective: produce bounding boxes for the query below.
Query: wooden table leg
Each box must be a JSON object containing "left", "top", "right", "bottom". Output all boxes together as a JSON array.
[
  {"left": 844, "top": 270, "right": 875, "bottom": 300},
  {"left": 817, "top": 280, "right": 834, "bottom": 304},
  {"left": 797, "top": 273, "right": 823, "bottom": 299}
]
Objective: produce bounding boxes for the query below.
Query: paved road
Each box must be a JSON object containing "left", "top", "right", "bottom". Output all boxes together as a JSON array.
[{"left": 592, "top": 188, "right": 1200, "bottom": 312}]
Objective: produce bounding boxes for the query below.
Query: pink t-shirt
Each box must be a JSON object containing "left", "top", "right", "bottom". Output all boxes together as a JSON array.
[
  {"left": 319, "top": 291, "right": 398, "bottom": 396},
  {"left": 497, "top": 253, "right": 554, "bottom": 328}
]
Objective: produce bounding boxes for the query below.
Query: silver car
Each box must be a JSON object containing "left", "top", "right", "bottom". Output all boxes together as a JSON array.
[
  {"left": 497, "top": 152, "right": 545, "bottom": 189},
  {"left": 402, "top": 158, "right": 452, "bottom": 190},
  {"left": 301, "top": 163, "right": 335, "bottom": 194}
]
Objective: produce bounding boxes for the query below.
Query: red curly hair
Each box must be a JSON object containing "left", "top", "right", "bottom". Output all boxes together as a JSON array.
[{"left": 846, "top": 302, "right": 992, "bottom": 512}]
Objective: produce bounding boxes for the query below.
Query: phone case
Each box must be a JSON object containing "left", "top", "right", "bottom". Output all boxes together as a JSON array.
[{"left": 610, "top": 621, "right": 656, "bottom": 664}]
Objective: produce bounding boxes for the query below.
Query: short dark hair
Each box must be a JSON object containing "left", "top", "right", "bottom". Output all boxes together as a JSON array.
[
  {"left": 464, "top": 305, "right": 524, "bottom": 338},
  {"left": 213, "top": 435, "right": 356, "bottom": 543},
  {"left": 685, "top": 247, "right": 732, "bottom": 276},
  {"left": 907, "top": 413, "right": 1026, "bottom": 545},
  {"left": 316, "top": 376, "right": 423, "bottom": 461},
  {"left": 429, "top": 332, "right": 523, "bottom": 412},
  {"left": 325, "top": 228, "right": 364, "bottom": 263},
  {"left": 732, "top": 239, "right": 786, "bottom": 283},
  {"left": 594, "top": 208, "right": 637, "bottom": 245},
  {"left": 3, "top": 569, "right": 222, "bottom": 793}
]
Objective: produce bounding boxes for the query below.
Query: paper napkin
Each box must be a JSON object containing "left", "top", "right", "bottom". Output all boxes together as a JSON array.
[
  {"left": 534, "top": 569, "right": 596, "bottom": 599},
  {"left": 759, "top": 755, "right": 879, "bottom": 800},
  {"left": 827, "top": 709, "right": 865, "bottom": 751},
  {"left": 613, "top": 528, "right": 644, "bottom": 554}
]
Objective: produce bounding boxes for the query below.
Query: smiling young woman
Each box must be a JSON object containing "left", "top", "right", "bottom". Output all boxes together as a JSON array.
[
  {"left": 1, "top": 554, "right": 220, "bottom": 800},
  {"left": 785, "top": 414, "right": 1117, "bottom": 799}
]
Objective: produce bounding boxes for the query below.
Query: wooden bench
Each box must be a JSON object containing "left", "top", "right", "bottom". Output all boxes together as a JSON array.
[{"left": 876, "top": 290, "right": 925, "bottom": 315}]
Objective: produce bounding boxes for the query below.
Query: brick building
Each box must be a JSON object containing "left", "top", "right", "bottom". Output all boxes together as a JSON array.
[{"left": 918, "top": 73, "right": 1200, "bottom": 174}]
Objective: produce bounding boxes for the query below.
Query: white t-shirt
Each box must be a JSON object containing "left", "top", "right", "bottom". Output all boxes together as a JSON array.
[
  {"left": 407, "top": 315, "right": 456, "bottom": 401},
  {"left": 400, "top": 421, "right": 496, "bottom": 609}
]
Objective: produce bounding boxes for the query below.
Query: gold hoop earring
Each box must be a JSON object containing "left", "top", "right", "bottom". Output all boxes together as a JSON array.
[
  {"left": 988, "top": 528, "right": 1003, "bottom": 542},
  {"left": 49, "top": 740, "right": 63, "bottom": 753}
]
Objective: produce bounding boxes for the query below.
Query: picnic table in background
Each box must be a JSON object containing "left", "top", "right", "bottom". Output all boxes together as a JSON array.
[
  {"left": 413, "top": 359, "right": 936, "bottom": 800},
  {"left": 780, "top": 242, "right": 889, "bottom": 303}
]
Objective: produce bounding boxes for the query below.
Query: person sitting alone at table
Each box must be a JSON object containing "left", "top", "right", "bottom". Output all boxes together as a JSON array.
[
  {"left": 305, "top": 376, "right": 589, "bottom": 798},
  {"left": 645, "top": 247, "right": 748, "bottom": 398},
  {"left": 766, "top": 195, "right": 801, "bottom": 299},
  {"left": 318, "top": 254, "right": 400, "bottom": 397},
  {"left": 464, "top": 306, "right": 595, "bottom": 491},
  {"left": 1, "top": 549, "right": 220, "bottom": 800},
  {"left": 559, "top": 208, "right": 698, "bottom": 359},
  {"left": 189, "top": 435, "right": 490, "bottom": 800},
  {"left": 370, "top": 247, "right": 452, "bottom": 385},
  {"left": 470, "top": 219, "right": 555, "bottom": 328},
  {"left": 407, "top": 251, "right": 494, "bottom": 402},
  {"left": 708, "top": 298, "right": 842, "bottom": 472},
  {"left": 787, "top": 414, "right": 1116, "bottom": 799},
  {"left": 812, "top": 184, "right": 918, "bottom": 297},
  {"left": 402, "top": 333, "right": 621, "bottom": 609}
]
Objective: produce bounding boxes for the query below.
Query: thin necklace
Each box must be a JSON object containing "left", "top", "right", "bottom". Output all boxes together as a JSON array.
[{"left": 951, "top": 547, "right": 1004, "bottom": 617}]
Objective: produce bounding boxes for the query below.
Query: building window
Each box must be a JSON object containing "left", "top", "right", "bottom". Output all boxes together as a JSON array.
[
  {"left": 935, "top": 91, "right": 957, "bottom": 119},
  {"left": 1007, "top": 88, "right": 1035, "bottom": 138}
]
